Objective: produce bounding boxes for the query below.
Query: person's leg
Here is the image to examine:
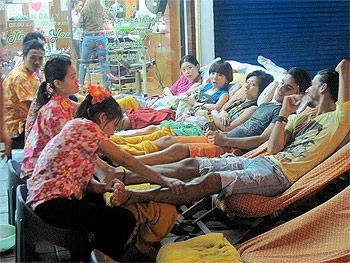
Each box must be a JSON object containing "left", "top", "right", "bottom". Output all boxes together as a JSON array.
[
  {"left": 112, "top": 156, "right": 291, "bottom": 207},
  {"left": 96, "top": 35, "right": 110, "bottom": 86},
  {"left": 152, "top": 135, "right": 178, "bottom": 150},
  {"left": 78, "top": 37, "right": 92, "bottom": 86},
  {"left": 113, "top": 172, "right": 223, "bottom": 206},
  {"left": 114, "top": 125, "right": 160, "bottom": 137},
  {"left": 35, "top": 197, "right": 136, "bottom": 260},
  {"left": 218, "top": 157, "right": 292, "bottom": 199},
  {"left": 112, "top": 157, "right": 201, "bottom": 185},
  {"left": 73, "top": 39, "right": 81, "bottom": 75},
  {"left": 136, "top": 143, "right": 190, "bottom": 165}
]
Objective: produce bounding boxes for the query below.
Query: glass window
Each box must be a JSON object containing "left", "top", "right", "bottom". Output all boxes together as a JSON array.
[{"left": 1, "top": 0, "right": 184, "bottom": 95}]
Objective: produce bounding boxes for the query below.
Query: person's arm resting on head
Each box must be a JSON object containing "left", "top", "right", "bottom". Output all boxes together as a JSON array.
[
  {"left": 336, "top": 59, "right": 350, "bottom": 104},
  {"left": 267, "top": 94, "right": 303, "bottom": 154}
]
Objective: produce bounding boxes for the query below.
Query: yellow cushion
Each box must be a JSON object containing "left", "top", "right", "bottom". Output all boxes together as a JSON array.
[{"left": 157, "top": 233, "right": 242, "bottom": 263}]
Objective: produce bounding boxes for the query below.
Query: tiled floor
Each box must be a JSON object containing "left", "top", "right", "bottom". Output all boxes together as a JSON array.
[{"left": 0, "top": 158, "right": 15, "bottom": 263}]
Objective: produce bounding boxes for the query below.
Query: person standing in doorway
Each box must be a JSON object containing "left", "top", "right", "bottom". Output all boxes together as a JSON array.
[
  {"left": 71, "top": 0, "right": 84, "bottom": 75},
  {"left": 78, "top": 0, "right": 111, "bottom": 88}
]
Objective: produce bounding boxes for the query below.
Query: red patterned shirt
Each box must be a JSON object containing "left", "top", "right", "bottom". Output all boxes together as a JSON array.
[
  {"left": 26, "top": 118, "right": 107, "bottom": 210},
  {"left": 22, "top": 93, "right": 74, "bottom": 179}
]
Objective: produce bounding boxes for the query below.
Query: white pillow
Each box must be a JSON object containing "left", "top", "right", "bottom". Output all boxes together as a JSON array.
[
  {"left": 257, "top": 81, "right": 278, "bottom": 105},
  {"left": 245, "top": 65, "right": 266, "bottom": 75}
]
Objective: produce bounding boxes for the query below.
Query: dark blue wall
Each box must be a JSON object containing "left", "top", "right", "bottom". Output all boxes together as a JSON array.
[{"left": 213, "top": 0, "right": 350, "bottom": 76}]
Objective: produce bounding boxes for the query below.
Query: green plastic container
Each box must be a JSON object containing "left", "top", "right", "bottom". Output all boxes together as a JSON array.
[{"left": 0, "top": 224, "right": 16, "bottom": 252}]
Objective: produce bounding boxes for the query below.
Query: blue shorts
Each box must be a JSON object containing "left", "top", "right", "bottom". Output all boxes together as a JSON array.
[{"left": 196, "top": 156, "right": 291, "bottom": 197}]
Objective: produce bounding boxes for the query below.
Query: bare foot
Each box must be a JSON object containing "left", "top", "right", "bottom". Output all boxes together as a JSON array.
[{"left": 110, "top": 187, "right": 133, "bottom": 206}]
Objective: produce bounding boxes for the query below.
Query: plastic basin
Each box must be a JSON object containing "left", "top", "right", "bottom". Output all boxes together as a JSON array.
[{"left": 0, "top": 224, "right": 16, "bottom": 253}]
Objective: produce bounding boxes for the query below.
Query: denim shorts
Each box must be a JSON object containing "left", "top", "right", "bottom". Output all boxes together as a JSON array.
[{"left": 196, "top": 156, "right": 291, "bottom": 197}]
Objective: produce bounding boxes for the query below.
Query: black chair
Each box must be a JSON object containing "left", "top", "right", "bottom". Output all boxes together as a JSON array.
[
  {"left": 7, "top": 159, "right": 25, "bottom": 226},
  {"left": 90, "top": 249, "right": 119, "bottom": 263},
  {"left": 16, "top": 184, "right": 90, "bottom": 262}
]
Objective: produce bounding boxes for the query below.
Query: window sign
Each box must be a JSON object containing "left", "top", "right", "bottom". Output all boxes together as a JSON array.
[{"left": 1, "top": 0, "right": 180, "bottom": 94}]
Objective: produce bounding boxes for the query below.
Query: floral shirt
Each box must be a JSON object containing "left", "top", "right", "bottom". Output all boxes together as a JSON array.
[
  {"left": 72, "top": 10, "right": 83, "bottom": 40},
  {"left": 22, "top": 93, "right": 74, "bottom": 180},
  {"left": 3, "top": 64, "right": 38, "bottom": 137},
  {"left": 26, "top": 118, "right": 107, "bottom": 210},
  {"left": 14, "top": 59, "right": 43, "bottom": 83}
]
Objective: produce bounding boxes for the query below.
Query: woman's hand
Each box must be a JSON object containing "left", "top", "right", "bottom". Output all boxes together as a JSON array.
[
  {"left": 219, "top": 111, "right": 230, "bottom": 127},
  {"left": 162, "top": 177, "right": 186, "bottom": 195}
]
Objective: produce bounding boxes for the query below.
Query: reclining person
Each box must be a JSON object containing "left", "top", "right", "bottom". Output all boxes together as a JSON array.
[
  {"left": 213, "top": 70, "right": 274, "bottom": 132},
  {"left": 110, "top": 59, "right": 350, "bottom": 207},
  {"left": 107, "top": 70, "right": 276, "bottom": 157},
  {"left": 110, "top": 70, "right": 271, "bottom": 138},
  {"left": 135, "top": 67, "right": 311, "bottom": 165},
  {"left": 174, "top": 59, "right": 232, "bottom": 119}
]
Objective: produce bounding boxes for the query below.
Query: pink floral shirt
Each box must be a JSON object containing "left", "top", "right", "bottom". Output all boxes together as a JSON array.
[
  {"left": 22, "top": 93, "right": 74, "bottom": 180},
  {"left": 26, "top": 118, "right": 107, "bottom": 210},
  {"left": 169, "top": 74, "right": 201, "bottom": 96}
]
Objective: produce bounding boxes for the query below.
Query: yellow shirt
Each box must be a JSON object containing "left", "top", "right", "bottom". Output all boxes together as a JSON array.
[
  {"left": 269, "top": 101, "right": 350, "bottom": 183},
  {"left": 3, "top": 64, "right": 37, "bottom": 137}
]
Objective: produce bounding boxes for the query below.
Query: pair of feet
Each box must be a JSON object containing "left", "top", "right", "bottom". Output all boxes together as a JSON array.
[{"left": 110, "top": 182, "right": 133, "bottom": 207}]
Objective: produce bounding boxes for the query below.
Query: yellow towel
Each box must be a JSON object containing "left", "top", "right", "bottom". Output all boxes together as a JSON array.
[
  {"left": 110, "top": 126, "right": 173, "bottom": 144},
  {"left": 117, "top": 96, "right": 140, "bottom": 111},
  {"left": 109, "top": 126, "right": 173, "bottom": 156},
  {"left": 157, "top": 233, "right": 242, "bottom": 263}
]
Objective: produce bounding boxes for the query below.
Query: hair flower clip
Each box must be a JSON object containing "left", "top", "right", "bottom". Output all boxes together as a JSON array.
[
  {"left": 46, "top": 83, "right": 54, "bottom": 94},
  {"left": 87, "top": 84, "right": 112, "bottom": 105}
]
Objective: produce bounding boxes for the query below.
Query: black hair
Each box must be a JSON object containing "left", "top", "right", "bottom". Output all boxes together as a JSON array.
[
  {"left": 317, "top": 69, "right": 339, "bottom": 102},
  {"left": 23, "top": 32, "right": 45, "bottom": 44},
  {"left": 246, "top": 70, "right": 274, "bottom": 96},
  {"left": 72, "top": 0, "right": 83, "bottom": 8},
  {"left": 180, "top": 55, "right": 199, "bottom": 68},
  {"left": 36, "top": 55, "right": 72, "bottom": 110},
  {"left": 23, "top": 39, "right": 45, "bottom": 56},
  {"left": 209, "top": 60, "right": 233, "bottom": 83},
  {"left": 287, "top": 67, "right": 311, "bottom": 93},
  {"left": 75, "top": 95, "right": 123, "bottom": 124}
]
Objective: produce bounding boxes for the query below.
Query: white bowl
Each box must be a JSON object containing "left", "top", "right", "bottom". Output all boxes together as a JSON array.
[{"left": 0, "top": 224, "right": 16, "bottom": 253}]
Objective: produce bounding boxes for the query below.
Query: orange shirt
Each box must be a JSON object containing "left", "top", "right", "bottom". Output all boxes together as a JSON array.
[{"left": 3, "top": 64, "right": 38, "bottom": 138}]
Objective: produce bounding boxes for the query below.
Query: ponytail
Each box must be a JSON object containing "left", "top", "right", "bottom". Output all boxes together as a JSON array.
[
  {"left": 30, "top": 81, "right": 53, "bottom": 123},
  {"left": 75, "top": 95, "right": 123, "bottom": 124},
  {"left": 36, "top": 81, "right": 52, "bottom": 108},
  {"left": 34, "top": 55, "right": 72, "bottom": 109}
]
